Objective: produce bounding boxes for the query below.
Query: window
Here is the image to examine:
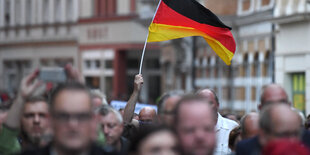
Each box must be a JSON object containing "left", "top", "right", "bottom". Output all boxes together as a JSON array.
[
  {"left": 86, "top": 77, "right": 100, "bottom": 89},
  {"left": 127, "top": 59, "right": 139, "bottom": 69},
  {"left": 25, "top": 0, "right": 32, "bottom": 25},
  {"left": 251, "top": 86, "right": 256, "bottom": 101},
  {"left": 242, "top": 0, "right": 251, "bottom": 12},
  {"left": 261, "top": 0, "right": 271, "bottom": 6},
  {"left": 252, "top": 52, "right": 259, "bottom": 77},
  {"left": 85, "top": 60, "right": 91, "bottom": 69},
  {"left": 292, "top": 73, "right": 305, "bottom": 113},
  {"left": 146, "top": 59, "right": 160, "bottom": 69},
  {"left": 95, "top": 60, "right": 101, "bottom": 68},
  {"left": 43, "top": 0, "right": 49, "bottom": 23},
  {"left": 4, "top": 0, "right": 10, "bottom": 26},
  {"left": 66, "top": 0, "right": 73, "bottom": 21},
  {"left": 95, "top": 0, "right": 116, "bottom": 17},
  {"left": 54, "top": 0, "right": 61, "bottom": 22},
  {"left": 105, "top": 60, "right": 113, "bottom": 69},
  {"left": 262, "top": 51, "right": 270, "bottom": 77},
  {"left": 15, "top": 0, "right": 21, "bottom": 25},
  {"left": 235, "top": 87, "right": 246, "bottom": 100}
]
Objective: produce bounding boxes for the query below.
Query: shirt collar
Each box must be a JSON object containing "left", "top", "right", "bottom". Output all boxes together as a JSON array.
[{"left": 215, "top": 113, "right": 223, "bottom": 131}]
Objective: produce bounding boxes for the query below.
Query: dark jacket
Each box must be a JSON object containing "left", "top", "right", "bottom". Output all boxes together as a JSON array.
[{"left": 20, "top": 143, "right": 118, "bottom": 155}]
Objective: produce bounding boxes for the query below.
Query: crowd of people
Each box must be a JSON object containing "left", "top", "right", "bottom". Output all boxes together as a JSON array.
[{"left": 0, "top": 64, "right": 310, "bottom": 155}]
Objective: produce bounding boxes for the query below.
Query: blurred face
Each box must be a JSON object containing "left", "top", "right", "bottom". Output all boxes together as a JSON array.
[
  {"left": 52, "top": 90, "right": 93, "bottom": 152},
  {"left": 161, "top": 96, "right": 180, "bottom": 126},
  {"left": 21, "top": 101, "right": 50, "bottom": 143},
  {"left": 100, "top": 112, "right": 123, "bottom": 146},
  {"left": 260, "top": 106, "right": 302, "bottom": 146},
  {"left": 176, "top": 102, "right": 216, "bottom": 155},
  {"left": 138, "top": 130, "right": 180, "bottom": 155},
  {"left": 139, "top": 108, "right": 156, "bottom": 124},
  {"left": 260, "top": 86, "right": 289, "bottom": 109}
]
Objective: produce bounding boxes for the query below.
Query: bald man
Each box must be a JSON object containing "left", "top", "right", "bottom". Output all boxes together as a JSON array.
[
  {"left": 197, "top": 88, "right": 238, "bottom": 155},
  {"left": 236, "top": 104, "right": 302, "bottom": 155},
  {"left": 259, "top": 84, "right": 291, "bottom": 110},
  {"left": 138, "top": 107, "right": 156, "bottom": 126}
]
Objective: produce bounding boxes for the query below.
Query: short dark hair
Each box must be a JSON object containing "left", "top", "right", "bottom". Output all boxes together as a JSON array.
[
  {"left": 173, "top": 94, "right": 214, "bottom": 125},
  {"left": 25, "top": 96, "right": 47, "bottom": 104},
  {"left": 157, "top": 90, "right": 184, "bottom": 115},
  {"left": 129, "top": 125, "right": 178, "bottom": 153},
  {"left": 49, "top": 82, "right": 91, "bottom": 111}
]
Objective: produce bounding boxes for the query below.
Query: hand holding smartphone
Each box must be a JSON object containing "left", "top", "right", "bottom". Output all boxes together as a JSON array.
[{"left": 39, "top": 67, "right": 67, "bottom": 83}]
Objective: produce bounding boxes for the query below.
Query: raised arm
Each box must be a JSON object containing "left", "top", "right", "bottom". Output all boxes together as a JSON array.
[
  {"left": 4, "top": 69, "right": 42, "bottom": 129},
  {"left": 123, "top": 74, "right": 143, "bottom": 124}
]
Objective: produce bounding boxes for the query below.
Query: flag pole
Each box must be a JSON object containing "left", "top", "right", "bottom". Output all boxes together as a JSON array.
[{"left": 138, "top": 0, "right": 162, "bottom": 75}]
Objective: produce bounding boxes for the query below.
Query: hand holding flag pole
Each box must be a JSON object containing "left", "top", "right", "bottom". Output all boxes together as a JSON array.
[{"left": 139, "top": 0, "right": 236, "bottom": 74}]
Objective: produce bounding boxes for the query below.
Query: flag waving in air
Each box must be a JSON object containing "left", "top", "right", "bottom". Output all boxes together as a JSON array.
[{"left": 147, "top": 0, "right": 236, "bottom": 65}]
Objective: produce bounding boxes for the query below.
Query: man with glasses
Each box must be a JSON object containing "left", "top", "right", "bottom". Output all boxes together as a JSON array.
[{"left": 157, "top": 90, "right": 183, "bottom": 126}]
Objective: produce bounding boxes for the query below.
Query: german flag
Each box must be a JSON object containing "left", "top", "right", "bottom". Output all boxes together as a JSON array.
[{"left": 147, "top": 0, "right": 236, "bottom": 65}]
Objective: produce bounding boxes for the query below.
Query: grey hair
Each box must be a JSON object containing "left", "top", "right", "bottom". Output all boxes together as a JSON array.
[
  {"left": 91, "top": 89, "right": 108, "bottom": 105},
  {"left": 98, "top": 105, "right": 123, "bottom": 124}
]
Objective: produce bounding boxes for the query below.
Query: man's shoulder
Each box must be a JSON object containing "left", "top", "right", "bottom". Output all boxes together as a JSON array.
[
  {"left": 236, "top": 136, "right": 261, "bottom": 155},
  {"left": 221, "top": 117, "right": 239, "bottom": 129}
]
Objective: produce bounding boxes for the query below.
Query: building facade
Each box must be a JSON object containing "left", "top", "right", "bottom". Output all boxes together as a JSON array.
[
  {"left": 273, "top": 0, "right": 310, "bottom": 114},
  {"left": 0, "top": 0, "right": 79, "bottom": 94},
  {"left": 78, "top": 0, "right": 161, "bottom": 103}
]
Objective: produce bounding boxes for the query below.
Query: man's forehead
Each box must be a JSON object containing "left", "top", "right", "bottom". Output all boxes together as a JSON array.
[
  {"left": 24, "top": 101, "right": 49, "bottom": 112},
  {"left": 100, "top": 112, "right": 118, "bottom": 122},
  {"left": 179, "top": 101, "right": 210, "bottom": 113},
  {"left": 53, "top": 91, "right": 91, "bottom": 112}
]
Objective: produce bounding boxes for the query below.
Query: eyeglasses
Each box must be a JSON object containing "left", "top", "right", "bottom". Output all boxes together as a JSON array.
[{"left": 52, "top": 112, "right": 92, "bottom": 123}]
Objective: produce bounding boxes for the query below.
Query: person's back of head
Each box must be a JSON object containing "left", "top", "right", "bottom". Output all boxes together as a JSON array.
[
  {"left": 129, "top": 125, "right": 180, "bottom": 155},
  {"left": 240, "top": 112, "right": 259, "bottom": 140},
  {"left": 259, "top": 104, "right": 302, "bottom": 146}
]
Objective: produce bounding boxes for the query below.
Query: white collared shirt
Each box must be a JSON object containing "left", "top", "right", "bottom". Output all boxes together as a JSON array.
[{"left": 214, "top": 113, "right": 238, "bottom": 155}]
